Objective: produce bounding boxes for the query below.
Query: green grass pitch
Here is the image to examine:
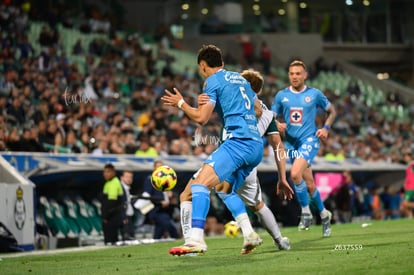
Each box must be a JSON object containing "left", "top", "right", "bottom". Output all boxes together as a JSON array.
[{"left": 1, "top": 219, "right": 413, "bottom": 274}]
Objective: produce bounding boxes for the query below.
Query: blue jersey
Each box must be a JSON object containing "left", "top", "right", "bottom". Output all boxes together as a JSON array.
[
  {"left": 203, "top": 69, "right": 261, "bottom": 141},
  {"left": 271, "top": 86, "right": 331, "bottom": 145}
]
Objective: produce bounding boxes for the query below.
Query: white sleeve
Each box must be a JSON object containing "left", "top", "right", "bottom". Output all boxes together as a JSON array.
[{"left": 257, "top": 110, "right": 274, "bottom": 137}]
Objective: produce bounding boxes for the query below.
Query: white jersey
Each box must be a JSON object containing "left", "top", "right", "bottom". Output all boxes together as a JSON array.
[
  {"left": 238, "top": 100, "right": 279, "bottom": 206},
  {"left": 258, "top": 109, "right": 274, "bottom": 136}
]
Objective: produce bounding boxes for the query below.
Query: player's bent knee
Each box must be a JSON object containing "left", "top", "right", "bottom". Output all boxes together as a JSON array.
[
  {"left": 180, "top": 190, "right": 191, "bottom": 201},
  {"left": 215, "top": 181, "right": 231, "bottom": 193},
  {"left": 249, "top": 200, "right": 264, "bottom": 212},
  {"left": 290, "top": 171, "right": 302, "bottom": 183},
  {"left": 192, "top": 165, "right": 220, "bottom": 189}
]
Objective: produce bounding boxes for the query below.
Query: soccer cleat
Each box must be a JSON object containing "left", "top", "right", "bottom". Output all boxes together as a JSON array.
[
  {"left": 275, "top": 236, "right": 291, "bottom": 251},
  {"left": 240, "top": 232, "right": 263, "bottom": 255},
  {"left": 298, "top": 213, "right": 313, "bottom": 231},
  {"left": 321, "top": 210, "right": 332, "bottom": 237},
  {"left": 169, "top": 240, "right": 207, "bottom": 256}
]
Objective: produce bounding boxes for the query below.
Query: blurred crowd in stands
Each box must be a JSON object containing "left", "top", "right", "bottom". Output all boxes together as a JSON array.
[{"left": 1, "top": 2, "right": 413, "bottom": 164}]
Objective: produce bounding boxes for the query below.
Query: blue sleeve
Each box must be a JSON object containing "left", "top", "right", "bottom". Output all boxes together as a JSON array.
[
  {"left": 317, "top": 89, "right": 331, "bottom": 111},
  {"left": 203, "top": 78, "right": 219, "bottom": 106},
  {"left": 271, "top": 92, "right": 281, "bottom": 116}
]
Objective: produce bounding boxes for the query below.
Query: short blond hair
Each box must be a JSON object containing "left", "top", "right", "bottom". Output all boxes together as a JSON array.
[
  {"left": 241, "top": 69, "right": 264, "bottom": 94},
  {"left": 289, "top": 60, "right": 307, "bottom": 71}
]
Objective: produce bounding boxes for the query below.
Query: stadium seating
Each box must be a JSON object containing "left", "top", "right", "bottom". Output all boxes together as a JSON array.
[
  {"left": 75, "top": 196, "right": 102, "bottom": 235},
  {"left": 308, "top": 71, "right": 409, "bottom": 122},
  {"left": 38, "top": 196, "right": 79, "bottom": 238},
  {"left": 62, "top": 196, "right": 94, "bottom": 236}
]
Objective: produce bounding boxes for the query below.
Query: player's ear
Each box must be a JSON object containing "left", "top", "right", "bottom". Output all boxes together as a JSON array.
[{"left": 199, "top": 62, "right": 205, "bottom": 73}]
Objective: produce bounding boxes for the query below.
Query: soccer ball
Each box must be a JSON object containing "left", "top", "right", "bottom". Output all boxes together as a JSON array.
[
  {"left": 150, "top": 165, "right": 177, "bottom": 191},
  {"left": 224, "top": 221, "right": 240, "bottom": 238}
]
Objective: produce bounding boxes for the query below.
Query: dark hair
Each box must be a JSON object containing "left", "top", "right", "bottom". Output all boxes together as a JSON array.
[
  {"left": 104, "top": 163, "right": 115, "bottom": 170},
  {"left": 197, "top": 44, "right": 223, "bottom": 68}
]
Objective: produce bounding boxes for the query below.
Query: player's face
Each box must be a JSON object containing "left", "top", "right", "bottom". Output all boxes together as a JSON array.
[
  {"left": 288, "top": 65, "right": 307, "bottom": 91},
  {"left": 103, "top": 168, "right": 115, "bottom": 181},
  {"left": 122, "top": 172, "right": 133, "bottom": 185}
]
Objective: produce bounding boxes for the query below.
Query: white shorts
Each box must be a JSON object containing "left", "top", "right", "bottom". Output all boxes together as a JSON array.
[
  {"left": 192, "top": 167, "right": 263, "bottom": 207},
  {"left": 236, "top": 167, "right": 262, "bottom": 207}
]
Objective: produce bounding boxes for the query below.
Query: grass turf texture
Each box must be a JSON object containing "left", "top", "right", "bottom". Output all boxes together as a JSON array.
[{"left": 1, "top": 219, "right": 413, "bottom": 274}]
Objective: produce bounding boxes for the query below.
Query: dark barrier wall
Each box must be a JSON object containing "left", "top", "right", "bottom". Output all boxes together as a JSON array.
[{"left": 1, "top": 153, "right": 406, "bottom": 226}]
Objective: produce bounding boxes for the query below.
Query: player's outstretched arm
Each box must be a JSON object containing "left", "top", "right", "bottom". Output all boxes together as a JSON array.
[
  {"left": 268, "top": 133, "right": 293, "bottom": 200},
  {"left": 161, "top": 87, "right": 214, "bottom": 125}
]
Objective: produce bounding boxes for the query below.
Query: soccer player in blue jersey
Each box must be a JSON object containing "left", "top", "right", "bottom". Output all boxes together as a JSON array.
[
  {"left": 178, "top": 69, "right": 293, "bottom": 254},
  {"left": 271, "top": 60, "right": 336, "bottom": 237},
  {"left": 161, "top": 44, "right": 264, "bottom": 256}
]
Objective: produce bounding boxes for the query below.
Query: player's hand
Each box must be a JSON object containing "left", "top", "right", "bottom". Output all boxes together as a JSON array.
[
  {"left": 197, "top": 94, "right": 210, "bottom": 106},
  {"left": 276, "top": 122, "right": 287, "bottom": 137},
  {"left": 161, "top": 87, "right": 183, "bottom": 108},
  {"left": 276, "top": 179, "right": 294, "bottom": 200},
  {"left": 316, "top": 128, "right": 329, "bottom": 141}
]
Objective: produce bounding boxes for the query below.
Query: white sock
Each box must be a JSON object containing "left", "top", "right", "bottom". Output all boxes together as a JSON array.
[
  {"left": 180, "top": 201, "right": 192, "bottom": 243},
  {"left": 320, "top": 208, "right": 329, "bottom": 219},
  {"left": 302, "top": 205, "right": 311, "bottom": 215},
  {"left": 256, "top": 205, "right": 282, "bottom": 241},
  {"left": 189, "top": 227, "right": 204, "bottom": 243},
  {"left": 235, "top": 213, "right": 255, "bottom": 238}
]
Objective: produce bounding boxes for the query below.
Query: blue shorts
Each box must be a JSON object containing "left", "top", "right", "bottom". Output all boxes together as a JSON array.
[
  {"left": 204, "top": 138, "right": 263, "bottom": 192},
  {"left": 285, "top": 136, "right": 320, "bottom": 166}
]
